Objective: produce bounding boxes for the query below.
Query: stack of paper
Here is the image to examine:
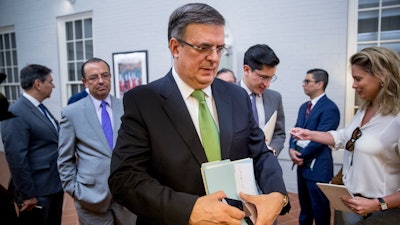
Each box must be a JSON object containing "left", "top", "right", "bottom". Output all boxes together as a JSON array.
[{"left": 201, "top": 158, "right": 259, "bottom": 224}]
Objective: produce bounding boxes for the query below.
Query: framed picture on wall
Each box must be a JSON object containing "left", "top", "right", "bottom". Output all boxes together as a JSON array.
[{"left": 112, "top": 50, "right": 148, "bottom": 98}]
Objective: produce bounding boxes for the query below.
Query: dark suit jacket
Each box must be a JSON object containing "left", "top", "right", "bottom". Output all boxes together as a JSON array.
[
  {"left": 67, "top": 89, "right": 88, "bottom": 105},
  {"left": 109, "top": 71, "right": 290, "bottom": 225},
  {"left": 289, "top": 95, "right": 340, "bottom": 181},
  {"left": 1, "top": 96, "right": 62, "bottom": 200}
]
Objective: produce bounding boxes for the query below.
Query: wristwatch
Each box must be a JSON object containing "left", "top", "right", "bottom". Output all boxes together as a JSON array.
[
  {"left": 378, "top": 198, "right": 388, "bottom": 211},
  {"left": 282, "top": 194, "right": 289, "bottom": 207}
]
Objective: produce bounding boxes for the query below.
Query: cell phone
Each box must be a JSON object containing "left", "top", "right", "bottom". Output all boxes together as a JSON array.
[{"left": 223, "top": 198, "right": 254, "bottom": 225}]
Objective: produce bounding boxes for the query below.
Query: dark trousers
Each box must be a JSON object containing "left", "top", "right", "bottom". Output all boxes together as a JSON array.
[
  {"left": 298, "top": 173, "right": 331, "bottom": 225},
  {"left": 17, "top": 191, "right": 64, "bottom": 225}
]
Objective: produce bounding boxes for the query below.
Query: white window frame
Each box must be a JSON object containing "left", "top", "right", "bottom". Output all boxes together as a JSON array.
[
  {"left": 0, "top": 25, "right": 19, "bottom": 104},
  {"left": 57, "top": 11, "right": 93, "bottom": 106}
]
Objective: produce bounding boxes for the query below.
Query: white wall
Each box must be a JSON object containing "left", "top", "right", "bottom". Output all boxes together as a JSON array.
[{"left": 0, "top": 0, "right": 352, "bottom": 192}]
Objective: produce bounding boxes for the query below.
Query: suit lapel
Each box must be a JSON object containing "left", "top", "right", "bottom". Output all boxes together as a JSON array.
[
  {"left": 212, "top": 81, "right": 233, "bottom": 159},
  {"left": 160, "top": 73, "right": 208, "bottom": 164},
  {"left": 22, "top": 97, "right": 58, "bottom": 136},
  {"left": 82, "top": 97, "right": 112, "bottom": 154},
  {"left": 303, "top": 95, "right": 327, "bottom": 127}
]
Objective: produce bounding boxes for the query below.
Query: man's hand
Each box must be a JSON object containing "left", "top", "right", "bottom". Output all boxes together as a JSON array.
[
  {"left": 189, "top": 191, "right": 245, "bottom": 225},
  {"left": 240, "top": 192, "right": 284, "bottom": 225},
  {"left": 289, "top": 148, "right": 304, "bottom": 166},
  {"left": 20, "top": 197, "right": 39, "bottom": 212}
]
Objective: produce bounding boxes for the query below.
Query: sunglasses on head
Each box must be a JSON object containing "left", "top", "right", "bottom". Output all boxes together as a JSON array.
[{"left": 345, "top": 127, "right": 362, "bottom": 152}]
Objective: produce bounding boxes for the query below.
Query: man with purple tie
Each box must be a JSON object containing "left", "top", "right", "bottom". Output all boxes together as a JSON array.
[{"left": 57, "top": 58, "right": 136, "bottom": 225}]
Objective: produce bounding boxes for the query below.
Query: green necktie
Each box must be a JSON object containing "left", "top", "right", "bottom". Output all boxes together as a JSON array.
[{"left": 191, "top": 90, "right": 221, "bottom": 162}]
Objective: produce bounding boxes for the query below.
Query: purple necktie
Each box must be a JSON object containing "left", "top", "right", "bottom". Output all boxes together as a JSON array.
[
  {"left": 251, "top": 93, "right": 259, "bottom": 124},
  {"left": 101, "top": 101, "right": 113, "bottom": 150}
]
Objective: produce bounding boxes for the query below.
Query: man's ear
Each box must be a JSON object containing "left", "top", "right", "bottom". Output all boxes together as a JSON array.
[
  {"left": 169, "top": 38, "right": 181, "bottom": 58},
  {"left": 82, "top": 77, "right": 88, "bottom": 88}
]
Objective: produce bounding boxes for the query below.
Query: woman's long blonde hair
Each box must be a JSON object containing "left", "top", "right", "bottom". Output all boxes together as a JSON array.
[{"left": 350, "top": 47, "right": 400, "bottom": 116}]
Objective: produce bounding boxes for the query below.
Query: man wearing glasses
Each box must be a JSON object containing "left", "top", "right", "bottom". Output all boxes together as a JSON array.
[
  {"left": 239, "top": 44, "right": 286, "bottom": 156},
  {"left": 289, "top": 69, "right": 340, "bottom": 225},
  {"left": 109, "top": 3, "right": 290, "bottom": 225},
  {"left": 57, "top": 58, "right": 136, "bottom": 224}
]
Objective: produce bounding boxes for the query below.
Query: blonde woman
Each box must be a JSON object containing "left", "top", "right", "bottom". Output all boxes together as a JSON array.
[{"left": 290, "top": 47, "right": 400, "bottom": 225}]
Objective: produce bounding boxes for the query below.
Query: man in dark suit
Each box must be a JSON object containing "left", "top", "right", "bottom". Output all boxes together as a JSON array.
[
  {"left": 289, "top": 69, "right": 340, "bottom": 225},
  {"left": 109, "top": 3, "right": 290, "bottom": 225},
  {"left": 1, "top": 65, "right": 63, "bottom": 225},
  {"left": 67, "top": 88, "right": 89, "bottom": 104},
  {"left": 239, "top": 44, "right": 286, "bottom": 156}
]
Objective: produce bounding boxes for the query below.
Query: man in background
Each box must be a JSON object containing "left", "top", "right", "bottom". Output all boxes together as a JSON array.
[
  {"left": 1, "top": 65, "right": 63, "bottom": 225},
  {"left": 57, "top": 58, "right": 136, "bottom": 225},
  {"left": 289, "top": 69, "right": 340, "bottom": 225},
  {"left": 216, "top": 68, "right": 236, "bottom": 83},
  {"left": 239, "top": 44, "right": 286, "bottom": 156},
  {"left": 67, "top": 87, "right": 89, "bottom": 104}
]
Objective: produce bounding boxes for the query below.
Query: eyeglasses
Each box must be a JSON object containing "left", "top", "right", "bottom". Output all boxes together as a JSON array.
[
  {"left": 86, "top": 73, "right": 111, "bottom": 83},
  {"left": 177, "top": 39, "right": 229, "bottom": 56},
  {"left": 253, "top": 70, "right": 277, "bottom": 83},
  {"left": 345, "top": 127, "right": 362, "bottom": 152},
  {"left": 302, "top": 79, "right": 319, "bottom": 85}
]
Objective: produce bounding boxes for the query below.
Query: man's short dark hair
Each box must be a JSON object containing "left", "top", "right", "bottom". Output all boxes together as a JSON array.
[
  {"left": 244, "top": 44, "right": 280, "bottom": 71},
  {"left": 81, "top": 57, "right": 111, "bottom": 79},
  {"left": 20, "top": 64, "right": 52, "bottom": 90},
  {"left": 307, "top": 68, "right": 329, "bottom": 90},
  {"left": 168, "top": 3, "right": 225, "bottom": 42}
]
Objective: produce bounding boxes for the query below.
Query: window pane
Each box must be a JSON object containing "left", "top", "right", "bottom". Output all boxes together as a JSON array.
[
  {"left": 85, "top": 40, "right": 93, "bottom": 59},
  {"left": 357, "top": 43, "right": 376, "bottom": 52},
  {"left": 6, "top": 72, "right": 12, "bottom": 82},
  {"left": 75, "top": 20, "right": 83, "bottom": 39},
  {"left": 66, "top": 21, "right": 73, "bottom": 40},
  {"left": 84, "top": 18, "right": 92, "bottom": 38},
  {"left": 75, "top": 41, "right": 83, "bottom": 60},
  {"left": 0, "top": 35, "right": 3, "bottom": 50},
  {"left": 358, "top": 10, "right": 379, "bottom": 42},
  {"left": 6, "top": 68, "right": 12, "bottom": 78},
  {"left": 359, "top": 0, "right": 379, "bottom": 9},
  {"left": 5, "top": 51, "right": 11, "bottom": 65},
  {"left": 12, "top": 50, "right": 17, "bottom": 65},
  {"left": 381, "top": 42, "right": 400, "bottom": 55},
  {"left": 381, "top": 8, "right": 400, "bottom": 40},
  {"left": 11, "top": 33, "right": 16, "bottom": 48},
  {"left": 71, "top": 84, "right": 79, "bottom": 95},
  {"left": 0, "top": 52, "right": 4, "bottom": 67},
  {"left": 77, "top": 61, "right": 83, "bottom": 78},
  {"left": 382, "top": 0, "right": 400, "bottom": 7},
  {"left": 68, "top": 62, "right": 75, "bottom": 81},
  {"left": 67, "top": 42, "right": 74, "bottom": 60},
  {"left": 13, "top": 67, "right": 18, "bottom": 82},
  {"left": 4, "top": 33, "right": 10, "bottom": 49}
]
